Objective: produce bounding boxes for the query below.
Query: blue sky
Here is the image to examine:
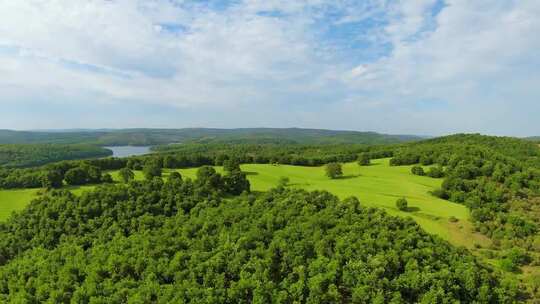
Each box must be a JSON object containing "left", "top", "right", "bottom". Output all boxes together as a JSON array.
[{"left": 0, "top": 0, "right": 539, "bottom": 136}]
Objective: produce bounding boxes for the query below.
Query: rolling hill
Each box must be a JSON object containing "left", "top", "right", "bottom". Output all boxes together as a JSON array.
[{"left": 0, "top": 128, "right": 422, "bottom": 146}]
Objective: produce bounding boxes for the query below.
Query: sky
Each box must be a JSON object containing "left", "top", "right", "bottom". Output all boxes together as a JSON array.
[{"left": 0, "top": 0, "right": 539, "bottom": 136}]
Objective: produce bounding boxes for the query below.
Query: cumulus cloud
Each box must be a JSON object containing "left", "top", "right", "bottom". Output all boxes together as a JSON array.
[{"left": 0, "top": 0, "right": 539, "bottom": 135}]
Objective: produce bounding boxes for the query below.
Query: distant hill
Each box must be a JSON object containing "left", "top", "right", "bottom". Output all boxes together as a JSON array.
[
  {"left": 525, "top": 136, "right": 540, "bottom": 143},
  {"left": 0, "top": 128, "right": 423, "bottom": 146}
]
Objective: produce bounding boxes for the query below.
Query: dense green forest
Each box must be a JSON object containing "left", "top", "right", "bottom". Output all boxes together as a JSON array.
[
  {"left": 390, "top": 135, "right": 540, "bottom": 273},
  {"left": 0, "top": 128, "right": 421, "bottom": 146},
  {"left": 0, "top": 144, "right": 112, "bottom": 168},
  {"left": 0, "top": 171, "right": 521, "bottom": 303}
]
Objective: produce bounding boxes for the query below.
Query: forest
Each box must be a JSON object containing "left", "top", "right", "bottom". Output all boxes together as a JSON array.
[
  {"left": 390, "top": 135, "right": 540, "bottom": 253},
  {"left": 0, "top": 144, "right": 112, "bottom": 168},
  {"left": 0, "top": 170, "right": 521, "bottom": 303},
  {"left": 0, "top": 128, "right": 420, "bottom": 146}
]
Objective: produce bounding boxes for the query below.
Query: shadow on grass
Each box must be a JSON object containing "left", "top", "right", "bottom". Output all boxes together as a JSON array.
[
  {"left": 334, "top": 174, "right": 360, "bottom": 180},
  {"left": 244, "top": 171, "right": 259, "bottom": 176},
  {"left": 406, "top": 206, "right": 421, "bottom": 212},
  {"left": 360, "top": 162, "right": 380, "bottom": 167}
]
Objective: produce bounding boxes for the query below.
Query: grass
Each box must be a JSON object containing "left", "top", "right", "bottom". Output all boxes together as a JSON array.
[{"left": 0, "top": 188, "right": 39, "bottom": 220}]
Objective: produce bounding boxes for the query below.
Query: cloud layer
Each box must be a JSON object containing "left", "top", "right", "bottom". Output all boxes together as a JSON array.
[{"left": 0, "top": 0, "right": 538, "bottom": 136}]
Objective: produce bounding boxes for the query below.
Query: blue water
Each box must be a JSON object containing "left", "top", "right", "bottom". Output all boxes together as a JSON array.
[{"left": 105, "top": 146, "right": 152, "bottom": 158}]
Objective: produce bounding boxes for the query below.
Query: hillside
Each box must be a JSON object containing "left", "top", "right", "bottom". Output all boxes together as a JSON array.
[
  {"left": 0, "top": 175, "right": 519, "bottom": 302},
  {"left": 0, "top": 128, "right": 422, "bottom": 146},
  {"left": 0, "top": 144, "right": 112, "bottom": 168}
]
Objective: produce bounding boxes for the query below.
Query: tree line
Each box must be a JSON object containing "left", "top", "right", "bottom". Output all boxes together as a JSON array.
[{"left": 0, "top": 144, "right": 112, "bottom": 168}]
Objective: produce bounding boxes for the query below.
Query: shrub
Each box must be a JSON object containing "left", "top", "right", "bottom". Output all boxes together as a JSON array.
[
  {"left": 411, "top": 165, "right": 425, "bottom": 176},
  {"left": 278, "top": 176, "right": 290, "bottom": 187},
  {"left": 118, "top": 167, "right": 135, "bottom": 183},
  {"left": 427, "top": 166, "right": 444, "bottom": 178},
  {"left": 325, "top": 163, "right": 343, "bottom": 179},
  {"left": 396, "top": 198, "right": 408, "bottom": 211},
  {"left": 357, "top": 153, "right": 370, "bottom": 166},
  {"left": 143, "top": 161, "right": 162, "bottom": 180}
]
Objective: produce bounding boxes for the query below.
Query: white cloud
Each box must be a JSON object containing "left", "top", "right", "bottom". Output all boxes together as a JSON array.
[
  {"left": 0, "top": 0, "right": 334, "bottom": 107},
  {"left": 343, "top": 0, "right": 540, "bottom": 135},
  {"left": 0, "top": 0, "right": 539, "bottom": 135}
]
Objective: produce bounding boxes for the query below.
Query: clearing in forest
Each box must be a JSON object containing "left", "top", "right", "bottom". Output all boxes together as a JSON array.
[
  {"left": 167, "top": 158, "right": 471, "bottom": 243},
  {"left": 1, "top": 159, "right": 478, "bottom": 247}
]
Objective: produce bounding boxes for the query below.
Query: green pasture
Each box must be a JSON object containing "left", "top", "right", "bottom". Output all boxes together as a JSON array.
[
  {"left": 0, "top": 159, "right": 470, "bottom": 243},
  {"left": 162, "top": 159, "right": 469, "bottom": 240},
  {"left": 0, "top": 189, "right": 39, "bottom": 220}
]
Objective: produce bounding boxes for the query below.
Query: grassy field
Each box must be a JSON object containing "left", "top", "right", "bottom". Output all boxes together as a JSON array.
[
  {"left": 0, "top": 159, "right": 480, "bottom": 247},
  {"left": 0, "top": 188, "right": 39, "bottom": 220},
  {"left": 159, "top": 159, "right": 473, "bottom": 243}
]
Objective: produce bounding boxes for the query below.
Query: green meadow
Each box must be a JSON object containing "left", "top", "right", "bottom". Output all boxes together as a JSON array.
[
  {"left": 0, "top": 188, "right": 38, "bottom": 220},
  {"left": 1, "top": 159, "right": 477, "bottom": 246},
  {"left": 163, "top": 159, "right": 471, "bottom": 243}
]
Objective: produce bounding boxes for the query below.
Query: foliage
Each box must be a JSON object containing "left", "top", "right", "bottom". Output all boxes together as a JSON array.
[
  {"left": 396, "top": 198, "right": 408, "bottom": 211},
  {"left": 357, "top": 153, "right": 371, "bottom": 166},
  {"left": 278, "top": 176, "right": 290, "bottom": 188},
  {"left": 143, "top": 160, "right": 162, "bottom": 180},
  {"left": 64, "top": 164, "right": 103, "bottom": 186},
  {"left": 325, "top": 163, "right": 343, "bottom": 179},
  {"left": 0, "top": 128, "right": 421, "bottom": 146},
  {"left": 169, "top": 171, "right": 182, "bottom": 181},
  {"left": 411, "top": 165, "right": 425, "bottom": 176},
  {"left": 0, "top": 144, "right": 112, "bottom": 168},
  {"left": 223, "top": 158, "right": 241, "bottom": 172},
  {"left": 118, "top": 167, "right": 135, "bottom": 183},
  {"left": 39, "top": 169, "right": 64, "bottom": 189},
  {"left": 389, "top": 134, "right": 540, "bottom": 260},
  {"left": 0, "top": 178, "right": 519, "bottom": 302},
  {"left": 426, "top": 166, "right": 444, "bottom": 178}
]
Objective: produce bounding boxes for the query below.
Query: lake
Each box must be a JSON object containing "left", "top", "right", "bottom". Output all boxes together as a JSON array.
[{"left": 105, "top": 146, "right": 152, "bottom": 158}]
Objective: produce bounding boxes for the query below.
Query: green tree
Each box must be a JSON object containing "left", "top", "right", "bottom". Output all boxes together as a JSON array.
[
  {"left": 325, "top": 163, "right": 343, "bottom": 179},
  {"left": 169, "top": 171, "right": 182, "bottom": 181},
  {"left": 223, "top": 170, "right": 250, "bottom": 195},
  {"left": 143, "top": 161, "right": 162, "bottom": 180},
  {"left": 64, "top": 167, "right": 88, "bottom": 185},
  {"left": 84, "top": 165, "right": 102, "bottom": 183},
  {"left": 163, "top": 156, "right": 177, "bottom": 169},
  {"left": 411, "top": 165, "right": 425, "bottom": 176},
  {"left": 277, "top": 176, "right": 290, "bottom": 188},
  {"left": 101, "top": 173, "right": 114, "bottom": 183},
  {"left": 427, "top": 166, "right": 444, "bottom": 178},
  {"left": 40, "top": 170, "right": 64, "bottom": 189},
  {"left": 196, "top": 166, "right": 223, "bottom": 189},
  {"left": 118, "top": 167, "right": 135, "bottom": 183},
  {"left": 127, "top": 159, "right": 142, "bottom": 170},
  {"left": 223, "top": 158, "right": 241, "bottom": 172},
  {"left": 396, "top": 198, "right": 408, "bottom": 211},
  {"left": 357, "top": 153, "right": 370, "bottom": 166}
]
